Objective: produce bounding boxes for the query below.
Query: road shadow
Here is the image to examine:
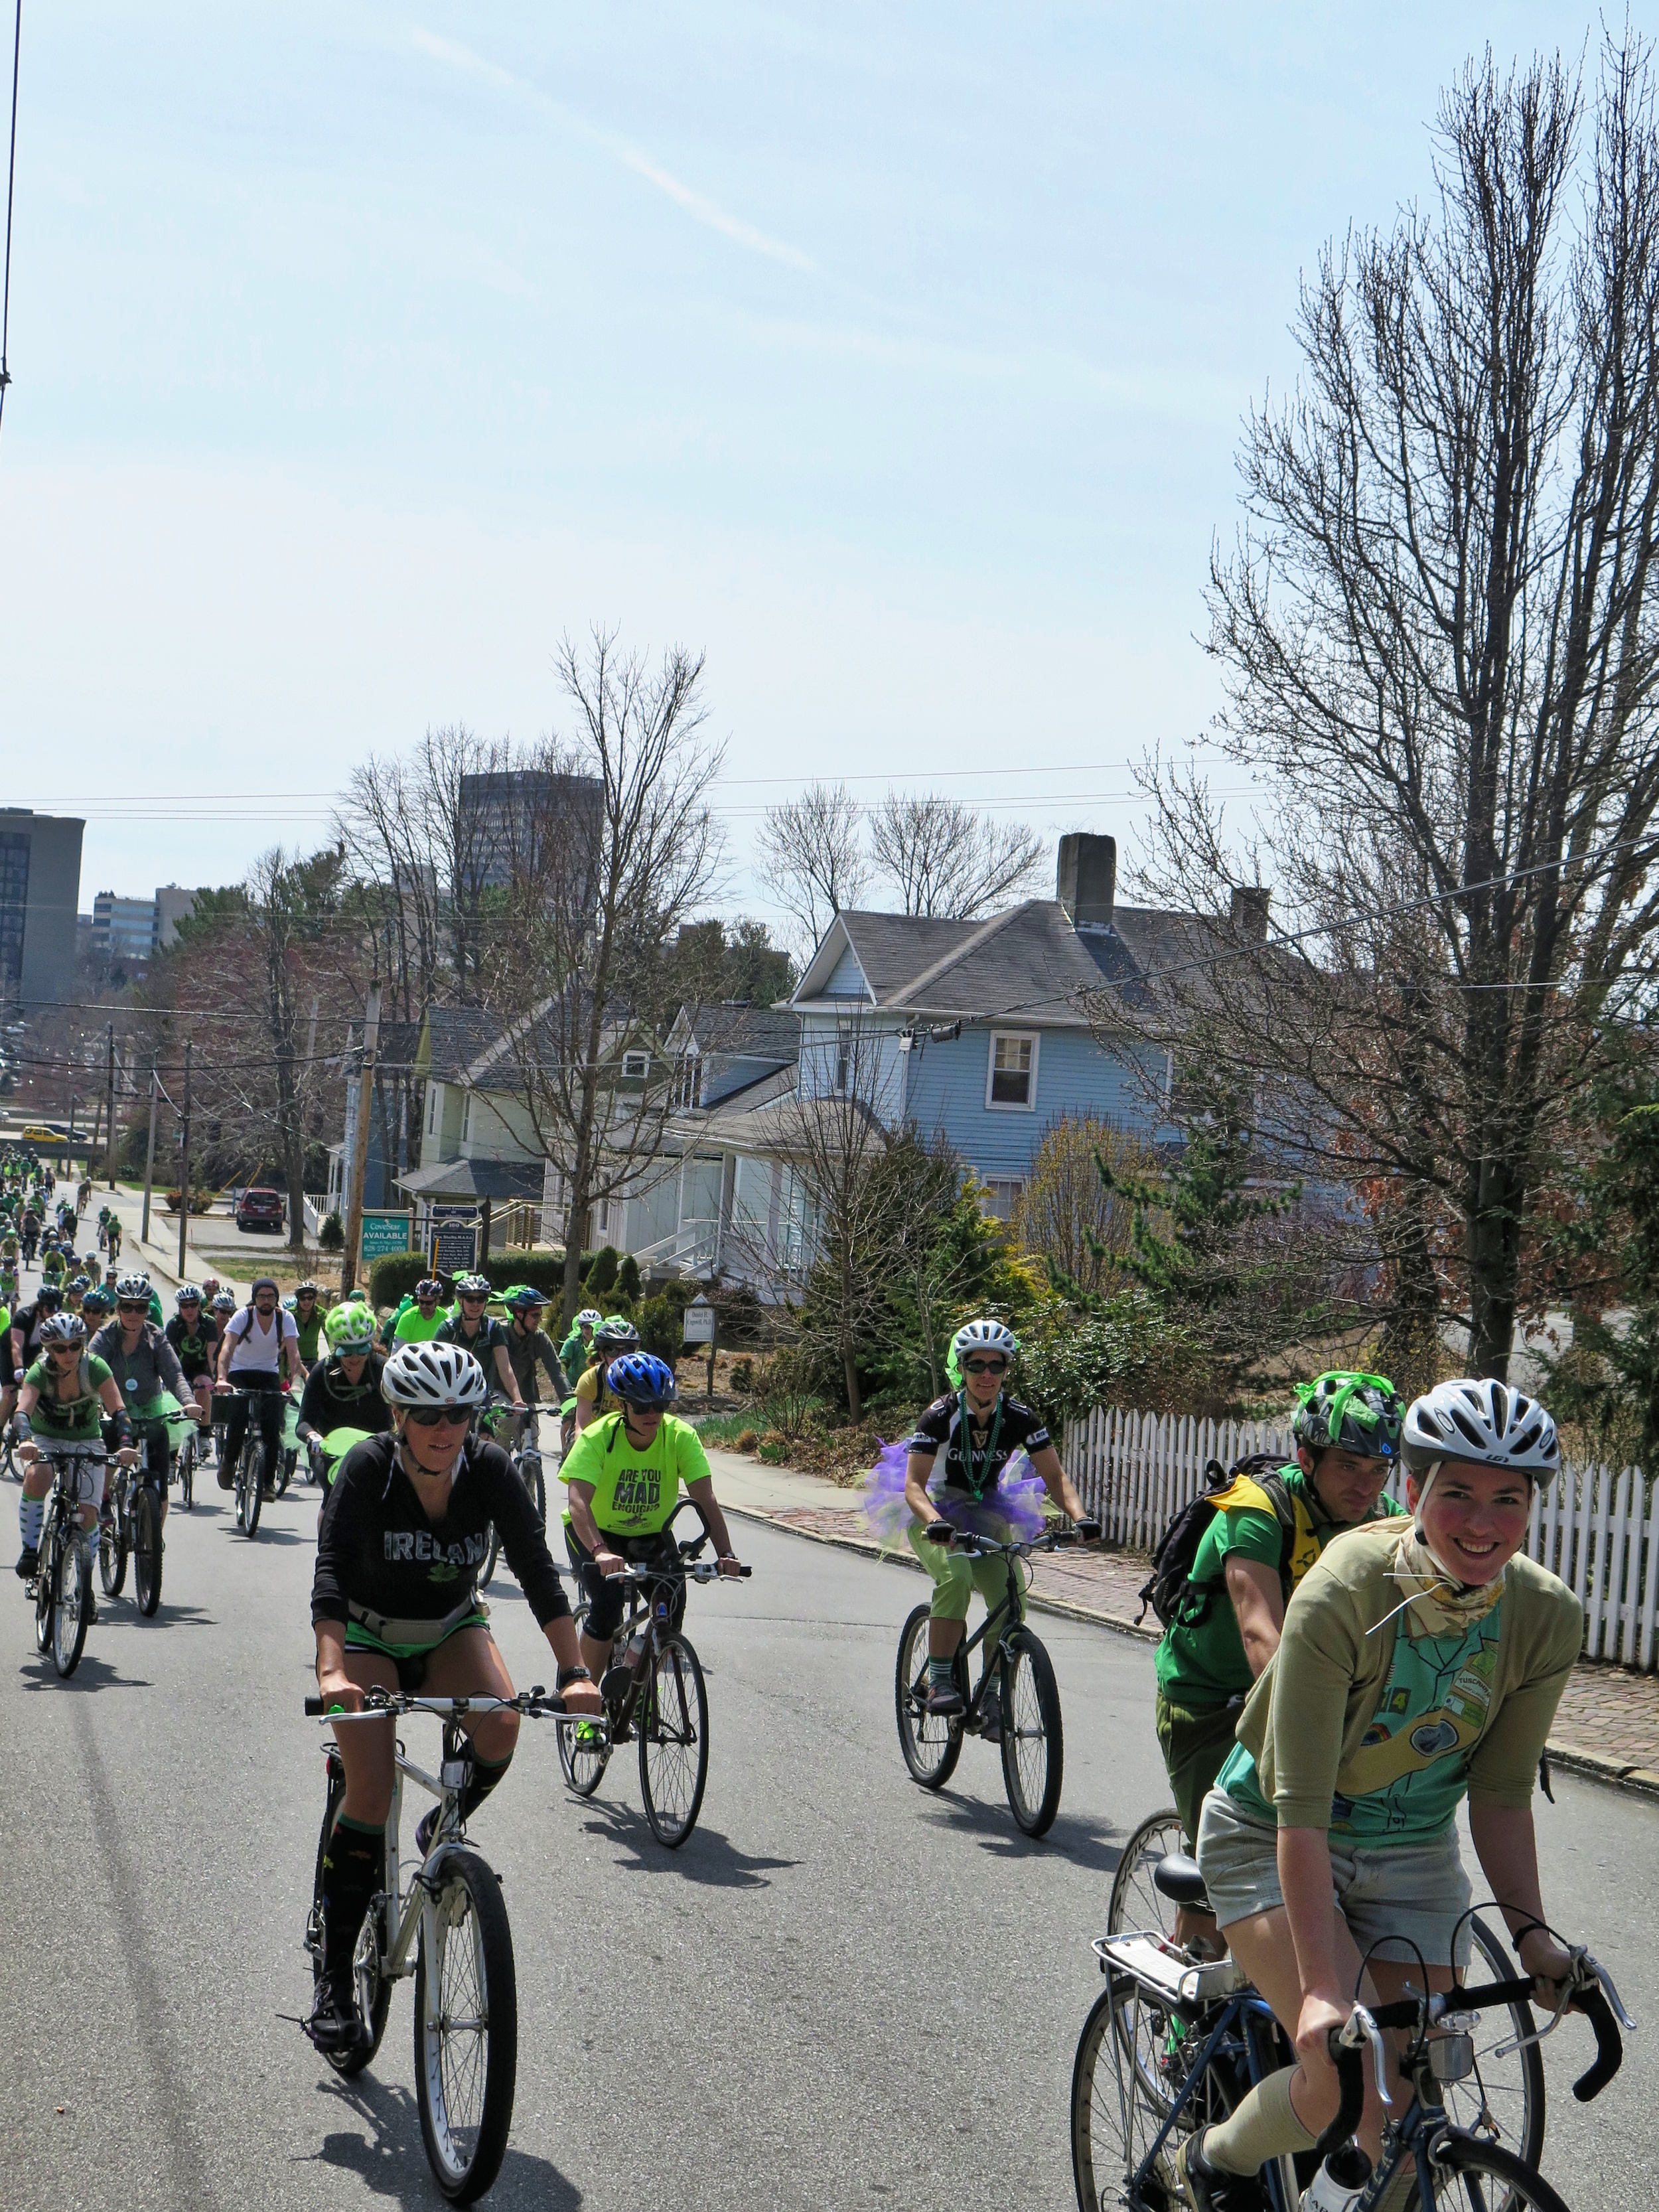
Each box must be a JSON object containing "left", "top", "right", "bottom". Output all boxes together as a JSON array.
[
  {"left": 98, "top": 1597, "right": 217, "bottom": 1630},
  {"left": 575, "top": 1798, "right": 799, "bottom": 1889},
  {"left": 918, "top": 1793, "right": 1125, "bottom": 1872},
  {"left": 305, "top": 2071, "right": 581, "bottom": 2207},
  {"left": 17, "top": 1651, "right": 155, "bottom": 1693}
]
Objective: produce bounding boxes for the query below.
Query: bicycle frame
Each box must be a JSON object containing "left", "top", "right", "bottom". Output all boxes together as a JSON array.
[{"left": 912, "top": 1528, "right": 1076, "bottom": 1726}]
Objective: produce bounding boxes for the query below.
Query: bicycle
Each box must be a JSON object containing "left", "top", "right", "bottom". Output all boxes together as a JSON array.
[
  {"left": 1071, "top": 1846, "right": 1626, "bottom": 2212},
  {"left": 220, "top": 1386, "right": 279, "bottom": 1536},
  {"left": 556, "top": 1501, "right": 752, "bottom": 1848},
  {"left": 99, "top": 1422, "right": 170, "bottom": 1617},
  {"left": 301, "top": 1685, "right": 581, "bottom": 2203},
  {"left": 477, "top": 1405, "right": 549, "bottom": 1590},
  {"left": 27, "top": 1441, "right": 106, "bottom": 1678},
  {"left": 894, "top": 1524, "right": 1090, "bottom": 1838}
]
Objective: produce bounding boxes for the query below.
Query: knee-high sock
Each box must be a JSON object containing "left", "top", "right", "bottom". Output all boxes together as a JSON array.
[
  {"left": 459, "top": 1753, "right": 512, "bottom": 1825},
  {"left": 320, "top": 1815, "right": 384, "bottom": 1977},
  {"left": 19, "top": 1493, "right": 44, "bottom": 1552},
  {"left": 1202, "top": 2064, "right": 1318, "bottom": 2175}
]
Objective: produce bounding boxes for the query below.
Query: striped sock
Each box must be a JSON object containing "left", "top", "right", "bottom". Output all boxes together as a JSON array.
[
  {"left": 19, "top": 1493, "right": 43, "bottom": 1552},
  {"left": 927, "top": 1658, "right": 955, "bottom": 1692}
]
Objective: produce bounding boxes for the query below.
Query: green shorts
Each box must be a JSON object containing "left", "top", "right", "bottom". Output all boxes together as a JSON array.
[
  {"left": 905, "top": 1520, "right": 1028, "bottom": 1625},
  {"left": 344, "top": 1612, "right": 488, "bottom": 1694},
  {"left": 1155, "top": 1687, "right": 1244, "bottom": 1851}
]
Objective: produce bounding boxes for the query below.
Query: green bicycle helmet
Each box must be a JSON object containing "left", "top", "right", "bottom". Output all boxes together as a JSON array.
[
  {"left": 325, "top": 1302, "right": 378, "bottom": 1355},
  {"left": 1292, "top": 1370, "right": 1404, "bottom": 1461}
]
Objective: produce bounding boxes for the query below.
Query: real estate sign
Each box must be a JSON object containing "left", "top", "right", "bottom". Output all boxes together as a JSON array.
[
  {"left": 360, "top": 1209, "right": 414, "bottom": 1265},
  {"left": 429, "top": 1207, "right": 480, "bottom": 1278}
]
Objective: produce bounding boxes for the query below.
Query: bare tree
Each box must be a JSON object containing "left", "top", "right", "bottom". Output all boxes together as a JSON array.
[
  {"left": 869, "top": 794, "right": 1044, "bottom": 918},
  {"left": 1128, "top": 38, "right": 1659, "bottom": 1380},
  {"left": 755, "top": 780, "right": 870, "bottom": 954},
  {"left": 1011, "top": 1116, "right": 1155, "bottom": 1296},
  {"left": 484, "top": 630, "right": 726, "bottom": 1327}
]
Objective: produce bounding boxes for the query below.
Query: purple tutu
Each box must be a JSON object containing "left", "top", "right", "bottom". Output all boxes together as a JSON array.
[{"left": 862, "top": 1436, "right": 1050, "bottom": 1550}]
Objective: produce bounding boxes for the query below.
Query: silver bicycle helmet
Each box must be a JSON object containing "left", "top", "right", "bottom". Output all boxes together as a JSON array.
[
  {"left": 381, "top": 1340, "right": 489, "bottom": 1410},
  {"left": 1402, "top": 1378, "right": 1559, "bottom": 1483},
  {"left": 453, "top": 1273, "right": 493, "bottom": 1299},
  {"left": 40, "top": 1311, "right": 87, "bottom": 1348},
  {"left": 950, "top": 1318, "right": 1018, "bottom": 1367},
  {"left": 575, "top": 1307, "right": 603, "bottom": 1329},
  {"left": 113, "top": 1271, "right": 152, "bottom": 1302},
  {"left": 176, "top": 1283, "right": 203, "bottom": 1305}
]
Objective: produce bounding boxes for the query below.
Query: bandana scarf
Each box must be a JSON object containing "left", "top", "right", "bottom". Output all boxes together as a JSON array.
[{"left": 1388, "top": 1526, "right": 1507, "bottom": 1636}]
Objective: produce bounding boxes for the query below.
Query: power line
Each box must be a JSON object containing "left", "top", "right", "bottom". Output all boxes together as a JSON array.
[{"left": 0, "top": 0, "right": 19, "bottom": 443}]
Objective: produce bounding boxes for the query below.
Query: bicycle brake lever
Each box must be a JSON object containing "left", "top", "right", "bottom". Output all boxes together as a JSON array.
[{"left": 1342, "top": 2004, "right": 1394, "bottom": 2108}]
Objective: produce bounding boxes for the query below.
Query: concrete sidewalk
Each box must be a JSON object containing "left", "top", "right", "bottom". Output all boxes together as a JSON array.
[{"left": 703, "top": 1445, "right": 1659, "bottom": 1803}]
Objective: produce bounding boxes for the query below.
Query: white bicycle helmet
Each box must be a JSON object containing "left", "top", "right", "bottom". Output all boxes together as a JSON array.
[
  {"left": 950, "top": 1318, "right": 1018, "bottom": 1366},
  {"left": 381, "top": 1340, "right": 489, "bottom": 1410},
  {"left": 1402, "top": 1378, "right": 1559, "bottom": 1484},
  {"left": 40, "top": 1311, "right": 87, "bottom": 1348},
  {"left": 575, "top": 1307, "right": 603, "bottom": 1329},
  {"left": 113, "top": 1272, "right": 152, "bottom": 1302}
]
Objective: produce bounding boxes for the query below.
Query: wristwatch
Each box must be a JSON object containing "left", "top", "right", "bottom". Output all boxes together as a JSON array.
[{"left": 556, "top": 1664, "right": 593, "bottom": 1690}]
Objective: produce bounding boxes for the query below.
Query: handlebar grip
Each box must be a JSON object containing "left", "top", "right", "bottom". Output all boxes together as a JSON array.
[
  {"left": 737, "top": 1564, "right": 753, "bottom": 1577},
  {"left": 1315, "top": 2037, "right": 1366, "bottom": 2162},
  {"left": 924, "top": 1522, "right": 954, "bottom": 1544},
  {"left": 1572, "top": 1988, "right": 1624, "bottom": 2102},
  {"left": 303, "top": 1696, "right": 325, "bottom": 1717}
]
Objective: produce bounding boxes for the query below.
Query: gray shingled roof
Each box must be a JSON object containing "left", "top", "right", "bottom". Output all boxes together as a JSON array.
[
  {"left": 682, "top": 1002, "right": 800, "bottom": 1061},
  {"left": 421, "top": 1005, "right": 500, "bottom": 1080}
]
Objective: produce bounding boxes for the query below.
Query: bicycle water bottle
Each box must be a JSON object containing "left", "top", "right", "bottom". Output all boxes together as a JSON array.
[{"left": 1301, "top": 2144, "right": 1372, "bottom": 2211}]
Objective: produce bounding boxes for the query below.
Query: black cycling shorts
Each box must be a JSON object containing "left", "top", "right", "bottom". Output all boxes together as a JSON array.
[{"left": 564, "top": 1525, "right": 685, "bottom": 1643}]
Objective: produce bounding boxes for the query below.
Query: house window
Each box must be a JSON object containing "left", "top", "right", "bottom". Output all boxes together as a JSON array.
[
  {"left": 981, "top": 1177, "right": 1025, "bottom": 1222},
  {"left": 986, "top": 1030, "right": 1039, "bottom": 1110},
  {"left": 427, "top": 1088, "right": 437, "bottom": 1136},
  {"left": 672, "top": 1053, "right": 701, "bottom": 1110},
  {"left": 621, "top": 1051, "right": 650, "bottom": 1082},
  {"left": 462, "top": 1092, "right": 472, "bottom": 1143},
  {"left": 835, "top": 1019, "right": 853, "bottom": 1095}
]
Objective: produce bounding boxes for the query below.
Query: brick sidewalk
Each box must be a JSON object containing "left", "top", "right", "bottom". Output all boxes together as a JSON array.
[{"left": 737, "top": 1500, "right": 1659, "bottom": 1796}]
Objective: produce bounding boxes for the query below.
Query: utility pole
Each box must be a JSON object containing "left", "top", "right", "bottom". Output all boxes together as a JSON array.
[
  {"left": 105, "top": 1022, "right": 118, "bottom": 1189},
  {"left": 177, "top": 1040, "right": 193, "bottom": 1281},
  {"left": 140, "top": 1061, "right": 159, "bottom": 1244},
  {"left": 340, "top": 981, "right": 382, "bottom": 1299}
]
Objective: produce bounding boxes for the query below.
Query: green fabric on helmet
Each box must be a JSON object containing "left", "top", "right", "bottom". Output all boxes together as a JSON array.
[
  {"left": 1292, "top": 1369, "right": 1404, "bottom": 1459},
  {"left": 325, "top": 1301, "right": 377, "bottom": 1352}
]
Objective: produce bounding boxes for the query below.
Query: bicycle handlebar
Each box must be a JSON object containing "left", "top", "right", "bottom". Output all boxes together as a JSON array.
[
  {"left": 304, "top": 1686, "right": 573, "bottom": 1722},
  {"left": 923, "top": 1522, "right": 1095, "bottom": 1555}
]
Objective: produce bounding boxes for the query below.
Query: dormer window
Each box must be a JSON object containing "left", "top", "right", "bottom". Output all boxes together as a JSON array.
[
  {"left": 986, "top": 1030, "right": 1039, "bottom": 1110},
  {"left": 672, "top": 1051, "right": 702, "bottom": 1110},
  {"left": 621, "top": 1050, "right": 650, "bottom": 1081}
]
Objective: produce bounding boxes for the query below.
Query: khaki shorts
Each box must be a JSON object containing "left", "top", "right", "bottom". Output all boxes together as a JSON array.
[
  {"left": 1155, "top": 1688, "right": 1244, "bottom": 1851},
  {"left": 1196, "top": 1787, "right": 1473, "bottom": 1968}
]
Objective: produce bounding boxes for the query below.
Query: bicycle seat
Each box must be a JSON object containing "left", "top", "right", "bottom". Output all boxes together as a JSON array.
[{"left": 1151, "top": 1852, "right": 1210, "bottom": 1908}]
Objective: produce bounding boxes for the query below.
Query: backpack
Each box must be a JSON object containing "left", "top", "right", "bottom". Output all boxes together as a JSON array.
[{"left": 1135, "top": 1452, "right": 1298, "bottom": 1631}]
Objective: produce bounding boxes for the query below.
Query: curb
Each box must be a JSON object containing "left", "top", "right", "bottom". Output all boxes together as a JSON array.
[{"left": 728, "top": 1503, "right": 1659, "bottom": 1801}]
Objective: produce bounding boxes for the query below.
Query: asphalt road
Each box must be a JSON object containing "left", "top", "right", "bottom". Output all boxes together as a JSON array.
[{"left": 3, "top": 1475, "right": 1658, "bottom": 2212}]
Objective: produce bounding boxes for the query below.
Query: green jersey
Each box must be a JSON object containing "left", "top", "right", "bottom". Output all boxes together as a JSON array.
[
  {"left": 1155, "top": 1465, "right": 1403, "bottom": 1710},
  {"left": 25, "top": 1353, "right": 112, "bottom": 1441},
  {"left": 394, "top": 1305, "right": 448, "bottom": 1343},
  {"left": 561, "top": 1410, "right": 711, "bottom": 1538}
]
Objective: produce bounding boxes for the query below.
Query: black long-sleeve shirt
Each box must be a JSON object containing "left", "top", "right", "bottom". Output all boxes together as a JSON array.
[
  {"left": 312, "top": 1432, "right": 570, "bottom": 1633},
  {"left": 297, "top": 1353, "right": 391, "bottom": 1443}
]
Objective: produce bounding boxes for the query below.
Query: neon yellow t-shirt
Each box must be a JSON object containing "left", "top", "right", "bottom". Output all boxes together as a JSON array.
[
  {"left": 393, "top": 1305, "right": 447, "bottom": 1343},
  {"left": 561, "top": 1411, "right": 711, "bottom": 1538}
]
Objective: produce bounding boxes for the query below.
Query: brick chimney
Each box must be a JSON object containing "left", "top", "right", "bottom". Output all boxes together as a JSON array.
[
  {"left": 1230, "top": 885, "right": 1270, "bottom": 943},
  {"left": 1057, "top": 833, "right": 1117, "bottom": 930}
]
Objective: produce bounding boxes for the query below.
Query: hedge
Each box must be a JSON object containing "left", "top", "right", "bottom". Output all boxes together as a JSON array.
[{"left": 368, "top": 1250, "right": 599, "bottom": 1312}]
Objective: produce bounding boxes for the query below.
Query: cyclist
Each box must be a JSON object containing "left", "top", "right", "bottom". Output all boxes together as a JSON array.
[
  {"left": 436, "top": 1274, "right": 524, "bottom": 1412},
  {"left": 40, "top": 1239, "right": 66, "bottom": 1290},
  {"left": 559, "top": 1304, "right": 603, "bottom": 1384},
  {"left": 19, "top": 1203, "right": 39, "bottom": 1265},
  {"left": 570, "top": 1314, "right": 640, "bottom": 1436},
  {"left": 213, "top": 1276, "right": 305, "bottom": 1491},
  {"left": 90, "top": 1274, "right": 198, "bottom": 1532},
  {"left": 14, "top": 1311, "right": 136, "bottom": 1589},
  {"left": 307, "top": 1340, "right": 602, "bottom": 2053},
  {"left": 165, "top": 1285, "right": 220, "bottom": 1425},
  {"left": 902, "top": 1319, "right": 1092, "bottom": 1725},
  {"left": 64, "top": 1274, "right": 88, "bottom": 1318},
  {"left": 9, "top": 1280, "right": 63, "bottom": 1394},
  {"left": 296, "top": 1303, "right": 389, "bottom": 1485},
  {"left": 1180, "top": 1379, "right": 1586, "bottom": 2202},
  {"left": 561, "top": 1350, "right": 743, "bottom": 1690},
  {"left": 380, "top": 1276, "right": 447, "bottom": 1348},
  {"left": 498, "top": 1287, "right": 568, "bottom": 1456},
  {"left": 77, "top": 1173, "right": 92, "bottom": 1217},
  {"left": 1152, "top": 1372, "right": 1406, "bottom": 1949},
  {"left": 287, "top": 1281, "right": 325, "bottom": 1372},
  {"left": 105, "top": 1212, "right": 122, "bottom": 1264}
]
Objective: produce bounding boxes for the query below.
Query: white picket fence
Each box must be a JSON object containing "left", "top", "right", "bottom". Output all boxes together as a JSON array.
[{"left": 1063, "top": 1406, "right": 1659, "bottom": 1673}]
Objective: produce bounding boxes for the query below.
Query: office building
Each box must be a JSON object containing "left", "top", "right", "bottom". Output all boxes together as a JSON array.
[
  {"left": 0, "top": 807, "right": 85, "bottom": 1010},
  {"left": 89, "top": 883, "right": 202, "bottom": 964},
  {"left": 458, "top": 770, "right": 603, "bottom": 892}
]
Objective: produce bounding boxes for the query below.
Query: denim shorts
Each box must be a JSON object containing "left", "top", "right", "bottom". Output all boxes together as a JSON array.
[{"left": 1196, "top": 1787, "right": 1473, "bottom": 1969}]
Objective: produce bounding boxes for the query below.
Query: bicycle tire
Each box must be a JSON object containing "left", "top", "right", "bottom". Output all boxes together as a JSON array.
[
  {"left": 638, "top": 1631, "right": 709, "bottom": 1848},
  {"left": 239, "top": 1438, "right": 264, "bottom": 1537},
  {"left": 478, "top": 1523, "right": 498, "bottom": 1588},
  {"left": 100, "top": 1500, "right": 127, "bottom": 1597},
  {"left": 1443, "top": 1916, "right": 1546, "bottom": 2181},
  {"left": 34, "top": 1520, "right": 56, "bottom": 1653},
  {"left": 177, "top": 1431, "right": 195, "bottom": 1511},
  {"left": 413, "top": 1846, "right": 518, "bottom": 2204},
  {"left": 556, "top": 1710, "right": 611, "bottom": 1797},
  {"left": 1417, "top": 2132, "right": 1570, "bottom": 2212},
  {"left": 894, "top": 1602, "right": 964, "bottom": 1790},
  {"left": 1001, "top": 1627, "right": 1064, "bottom": 1836},
  {"left": 1108, "top": 1807, "right": 1189, "bottom": 1941},
  {"left": 527, "top": 1459, "right": 546, "bottom": 1524},
  {"left": 53, "top": 1532, "right": 91, "bottom": 1677},
  {"left": 275, "top": 1447, "right": 294, "bottom": 1499},
  {"left": 133, "top": 1486, "right": 162, "bottom": 1616},
  {"left": 1071, "top": 1976, "right": 1189, "bottom": 2212},
  {"left": 309, "top": 1771, "right": 392, "bottom": 2079}
]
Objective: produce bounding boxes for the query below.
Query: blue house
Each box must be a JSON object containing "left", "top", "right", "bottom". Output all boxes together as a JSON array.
[{"left": 788, "top": 833, "right": 1178, "bottom": 1216}]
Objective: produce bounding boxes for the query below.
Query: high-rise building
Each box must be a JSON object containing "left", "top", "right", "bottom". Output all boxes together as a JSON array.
[
  {"left": 88, "top": 883, "right": 202, "bottom": 964},
  {"left": 0, "top": 808, "right": 85, "bottom": 1010},
  {"left": 458, "top": 771, "right": 603, "bottom": 893}
]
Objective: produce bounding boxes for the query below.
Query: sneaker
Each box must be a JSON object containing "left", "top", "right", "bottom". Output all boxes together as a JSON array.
[
  {"left": 573, "top": 1720, "right": 603, "bottom": 1747},
  {"left": 15, "top": 1545, "right": 37, "bottom": 1580},
  {"left": 304, "top": 1968, "right": 366, "bottom": 2055},
  {"left": 977, "top": 1685, "right": 1003, "bottom": 1742},
  {"left": 1175, "top": 2129, "right": 1225, "bottom": 2212},
  {"left": 216, "top": 1464, "right": 234, "bottom": 1491},
  {"left": 924, "top": 1681, "right": 965, "bottom": 1718}
]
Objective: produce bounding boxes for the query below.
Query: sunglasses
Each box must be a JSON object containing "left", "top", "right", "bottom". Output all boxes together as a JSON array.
[
  {"left": 962, "top": 1357, "right": 1009, "bottom": 1376},
  {"left": 405, "top": 1406, "right": 471, "bottom": 1430},
  {"left": 460, "top": 1293, "right": 486, "bottom": 1304},
  {"left": 117, "top": 1301, "right": 148, "bottom": 1313}
]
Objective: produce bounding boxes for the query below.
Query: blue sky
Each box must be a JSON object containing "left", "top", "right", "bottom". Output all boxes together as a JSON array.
[{"left": 0, "top": 2, "right": 1595, "bottom": 922}]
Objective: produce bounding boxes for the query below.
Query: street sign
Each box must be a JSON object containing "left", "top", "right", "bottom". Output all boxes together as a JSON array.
[
  {"left": 682, "top": 1297, "right": 715, "bottom": 1345},
  {"left": 360, "top": 1209, "right": 414, "bottom": 1265},
  {"left": 429, "top": 1208, "right": 480, "bottom": 1278}
]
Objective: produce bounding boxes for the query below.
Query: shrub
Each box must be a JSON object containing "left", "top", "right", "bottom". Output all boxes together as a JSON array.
[
  {"left": 1015, "top": 1291, "right": 1212, "bottom": 1428},
  {"left": 736, "top": 1428, "right": 759, "bottom": 1452},
  {"left": 636, "top": 1292, "right": 682, "bottom": 1364},
  {"left": 318, "top": 1210, "right": 344, "bottom": 1252},
  {"left": 758, "top": 1432, "right": 790, "bottom": 1463},
  {"left": 616, "top": 1252, "right": 642, "bottom": 1299},
  {"left": 587, "top": 1245, "right": 620, "bottom": 1297},
  {"left": 728, "top": 1356, "right": 756, "bottom": 1394}
]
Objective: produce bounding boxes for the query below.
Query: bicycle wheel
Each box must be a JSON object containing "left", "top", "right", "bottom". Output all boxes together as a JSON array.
[
  {"left": 53, "top": 1532, "right": 91, "bottom": 1677},
  {"left": 34, "top": 1522, "right": 56, "bottom": 1653},
  {"left": 177, "top": 1431, "right": 195, "bottom": 1511},
  {"left": 133, "top": 1487, "right": 163, "bottom": 1616},
  {"left": 1001, "top": 1627, "right": 1064, "bottom": 1836},
  {"left": 638, "top": 1631, "right": 709, "bottom": 1848},
  {"left": 1109, "top": 1807, "right": 1189, "bottom": 1941},
  {"left": 239, "top": 1438, "right": 264, "bottom": 1536},
  {"left": 99, "top": 1501, "right": 127, "bottom": 1597},
  {"left": 526, "top": 1458, "right": 546, "bottom": 1524},
  {"left": 556, "top": 1712, "right": 611, "bottom": 1797},
  {"left": 1, "top": 1426, "right": 20, "bottom": 1482},
  {"left": 413, "top": 1846, "right": 518, "bottom": 2204},
  {"left": 1419, "top": 2134, "right": 1570, "bottom": 2212},
  {"left": 894, "top": 1603, "right": 964, "bottom": 1790},
  {"left": 1436, "top": 1916, "right": 1546, "bottom": 2180},
  {"left": 275, "top": 1447, "right": 293, "bottom": 1499},
  {"left": 478, "top": 1523, "right": 498, "bottom": 1588},
  {"left": 1070, "top": 1976, "right": 1190, "bottom": 2212},
  {"left": 309, "top": 1774, "right": 393, "bottom": 2079}
]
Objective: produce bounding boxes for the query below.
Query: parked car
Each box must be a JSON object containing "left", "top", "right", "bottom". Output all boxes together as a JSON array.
[{"left": 235, "top": 1187, "right": 285, "bottom": 1234}]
